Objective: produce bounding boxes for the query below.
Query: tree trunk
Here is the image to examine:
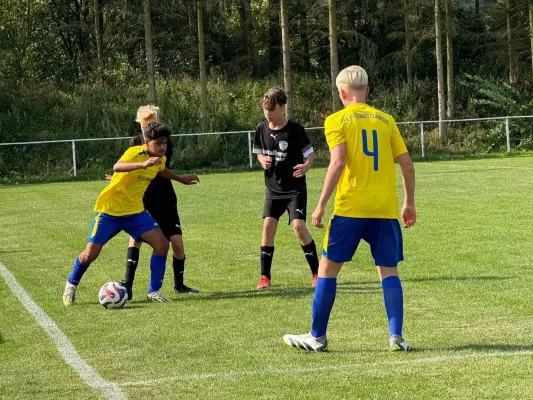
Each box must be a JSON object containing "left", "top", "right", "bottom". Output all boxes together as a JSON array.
[
  {"left": 475, "top": 0, "right": 479, "bottom": 13},
  {"left": 506, "top": 0, "right": 518, "bottom": 84},
  {"left": 244, "top": 0, "right": 255, "bottom": 75},
  {"left": 529, "top": 0, "right": 533, "bottom": 74},
  {"left": 280, "top": 0, "right": 293, "bottom": 118},
  {"left": 299, "top": 5, "right": 311, "bottom": 72},
  {"left": 404, "top": 0, "right": 413, "bottom": 86},
  {"left": 143, "top": 0, "right": 157, "bottom": 103},
  {"left": 328, "top": 0, "right": 342, "bottom": 112},
  {"left": 445, "top": 0, "right": 455, "bottom": 119},
  {"left": 435, "top": 0, "right": 446, "bottom": 140},
  {"left": 198, "top": 0, "right": 209, "bottom": 129},
  {"left": 93, "top": 0, "right": 103, "bottom": 65},
  {"left": 73, "top": 0, "right": 90, "bottom": 67},
  {"left": 268, "top": 0, "right": 281, "bottom": 73},
  {"left": 236, "top": 0, "right": 255, "bottom": 74},
  {"left": 187, "top": 4, "right": 196, "bottom": 70}
]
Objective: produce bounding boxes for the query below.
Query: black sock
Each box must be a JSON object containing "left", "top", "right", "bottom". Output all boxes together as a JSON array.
[
  {"left": 260, "top": 246, "right": 274, "bottom": 279},
  {"left": 302, "top": 240, "right": 319, "bottom": 275},
  {"left": 173, "top": 256, "right": 185, "bottom": 289},
  {"left": 124, "top": 247, "right": 140, "bottom": 286}
]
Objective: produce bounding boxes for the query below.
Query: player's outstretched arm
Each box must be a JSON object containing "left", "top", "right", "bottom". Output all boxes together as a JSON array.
[
  {"left": 293, "top": 151, "right": 316, "bottom": 178},
  {"left": 159, "top": 168, "right": 199, "bottom": 185},
  {"left": 312, "top": 145, "right": 345, "bottom": 228},
  {"left": 113, "top": 157, "right": 161, "bottom": 172},
  {"left": 396, "top": 152, "right": 416, "bottom": 228}
]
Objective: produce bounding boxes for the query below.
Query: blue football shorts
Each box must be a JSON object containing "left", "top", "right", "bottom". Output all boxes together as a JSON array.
[
  {"left": 88, "top": 211, "right": 159, "bottom": 245},
  {"left": 322, "top": 216, "right": 404, "bottom": 267}
]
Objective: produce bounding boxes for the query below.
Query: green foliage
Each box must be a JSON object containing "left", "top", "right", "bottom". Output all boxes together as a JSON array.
[
  {"left": 1, "top": 72, "right": 533, "bottom": 180},
  {"left": 458, "top": 74, "right": 533, "bottom": 150}
]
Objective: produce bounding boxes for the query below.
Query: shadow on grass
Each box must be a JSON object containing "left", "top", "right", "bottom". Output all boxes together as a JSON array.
[
  {"left": 0, "top": 333, "right": 4, "bottom": 344},
  {"left": 345, "top": 276, "right": 512, "bottom": 286},
  {"left": 332, "top": 343, "right": 532, "bottom": 355},
  {"left": 444, "top": 343, "right": 533, "bottom": 352},
  {"left": 73, "top": 301, "right": 148, "bottom": 309},
  {"left": 175, "top": 285, "right": 380, "bottom": 302}
]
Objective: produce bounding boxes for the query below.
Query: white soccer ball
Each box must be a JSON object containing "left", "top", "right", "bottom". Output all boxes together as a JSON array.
[{"left": 98, "top": 281, "right": 128, "bottom": 309}]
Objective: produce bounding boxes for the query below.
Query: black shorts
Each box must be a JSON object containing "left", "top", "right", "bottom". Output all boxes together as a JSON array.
[
  {"left": 146, "top": 205, "right": 182, "bottom": 240},
  {"left": 263, "top": 192, "right": 307, "bottom": 224}
]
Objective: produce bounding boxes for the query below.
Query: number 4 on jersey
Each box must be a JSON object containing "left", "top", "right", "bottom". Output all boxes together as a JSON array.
[{"left": 362, "top": 129, "right": 379, "bottom": 171}]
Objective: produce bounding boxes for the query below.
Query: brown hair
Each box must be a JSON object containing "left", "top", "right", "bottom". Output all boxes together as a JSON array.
[
  {"left": 261, "top": 88, "right": 287, "bottom": 111},
  {"left": 143, "top": 122, "right": 171, "bottom": 141}
]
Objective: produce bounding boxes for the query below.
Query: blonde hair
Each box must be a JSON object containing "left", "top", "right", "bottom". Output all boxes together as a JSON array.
[
  {"left": 135, "top": 105, "right": 161, "bottom": 129},
  {"left": 336, "top": 66, "right": 368, "bottom": 91}
]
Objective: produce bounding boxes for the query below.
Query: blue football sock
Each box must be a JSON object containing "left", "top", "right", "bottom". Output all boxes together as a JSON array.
[
  {"left": 311, "top": 277, "right": 337, "bottom": 338},
  {"left": 148, "top": 254, "right": 167, "bottom": 293},
  {"left": 382, "top": 275, "right": 404, "bottom": 337},
  {"left": 67, "top": 257, "right": 90, "bottom": 285}
]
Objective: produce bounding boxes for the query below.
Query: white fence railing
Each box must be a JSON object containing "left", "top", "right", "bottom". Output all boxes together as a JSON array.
[{"left": 0, "top": 115, "right": 532, "bottom": 177}]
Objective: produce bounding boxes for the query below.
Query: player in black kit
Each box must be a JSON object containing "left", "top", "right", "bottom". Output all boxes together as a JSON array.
[
  {"left": 253, "top": 88, "right": 319, "bottom": 289},
  {"left": 121, "top": 105, "right": 200, "bottom": 301}
]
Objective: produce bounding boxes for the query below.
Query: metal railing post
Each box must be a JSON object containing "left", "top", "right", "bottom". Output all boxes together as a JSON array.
[
  {"left": 505, "top": 118, "right": 510, "bottom": 153},
  {"left": 420, "top": 122, "right": 425, "bottom": 158},
  {"left": 71, "top": 140, "right": 77, "bottom": 177},
  {"left": 248, "top": 131, "right": 253, "bottom": 169}
]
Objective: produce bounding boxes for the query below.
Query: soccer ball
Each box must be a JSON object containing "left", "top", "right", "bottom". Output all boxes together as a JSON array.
[{"left": 98, "top": 281, "right": 128, "bottom": 309}]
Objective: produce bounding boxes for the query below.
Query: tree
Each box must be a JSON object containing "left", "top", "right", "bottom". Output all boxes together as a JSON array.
[
  {"left": 328, "top": 0, "right": 342, "bottom": 111},
  {"left": 445, "top": 0, "right": 455, "bottom": 118},
  {"left": 93, "top": 0, "right": 103, "bottom": 65},
  {"left": 280, "top": 0, "right": 293, "bottom": 118},
  {"left": 506, "top": 0, "right": 518, "bottom": 83},
  {"left": 297, "top": 0, "right": 311, "bottom": 72},
  {"left": 143, "top": 0, "right": 157, "bottom": 103},
  {"left": 198, "top": 0, "right": 209, "bottom": 129},
  {"left": 268, "top": 0, "right": 281, "bottom": 73},
  {"left": 435, "top": 0, "right": 446, "bottom": 139},
  {"left": 405, "top": 0, "right": 414, "bottom": 85},
  {"left": 235, "top": 0, "right": 256, "bottom": 74},
  {"left": 529, "top": 0, "right": 533, "bottom": 74}
]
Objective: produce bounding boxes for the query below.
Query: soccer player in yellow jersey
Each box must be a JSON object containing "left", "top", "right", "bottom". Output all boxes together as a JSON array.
[
  {"left": 63, "top": 122, "right": 180, "bottom": 305},
  {"left": 283, "top": 66, "right": 416, "bottom": 352}
]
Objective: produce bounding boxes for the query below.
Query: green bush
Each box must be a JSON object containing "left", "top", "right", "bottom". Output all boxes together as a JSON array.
[{"left": 1, "top": 74, "right": 531, "bottom": 181}]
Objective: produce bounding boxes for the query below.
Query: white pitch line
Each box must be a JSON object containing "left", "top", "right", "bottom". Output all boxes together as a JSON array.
[
  {"left": 118, "top": 350, "right": 533, "bottom": 387},
  {"left": 0, "top": 263, "right": 126, "bottom": 400}
]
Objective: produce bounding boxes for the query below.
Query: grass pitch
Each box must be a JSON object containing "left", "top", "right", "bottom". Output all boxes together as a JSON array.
[{"left": 0, "top": 156, "right": 532, "bottom": 399}]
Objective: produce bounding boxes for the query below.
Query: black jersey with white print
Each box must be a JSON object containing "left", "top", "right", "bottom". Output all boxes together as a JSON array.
[{"left": 253, "top": 119, "right": 314, "bottom": 199}]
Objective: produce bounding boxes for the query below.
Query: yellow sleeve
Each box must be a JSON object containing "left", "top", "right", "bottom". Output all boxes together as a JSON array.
[
  {"left": 118, "top": 146, "right": 144, "bottom": 162},
  {"left": 324, "top": 114, "right": 345, "bottom": 150},
  {"left": 159, "top": 156, "right": 167, "bottom": 172},
  {"left": 391, "top": 121, "right": 408, "bottom": 158}
]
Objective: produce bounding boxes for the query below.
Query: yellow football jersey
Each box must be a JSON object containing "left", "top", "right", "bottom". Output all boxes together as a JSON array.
[
  {"left": 324, "top": 103, "right": 408, "bottom": 219},
  {"left": 94, "top": 145, "right": 166, "bottom": 216}
]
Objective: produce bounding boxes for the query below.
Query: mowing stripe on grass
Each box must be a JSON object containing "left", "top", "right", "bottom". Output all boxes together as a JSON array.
[
  {"left": 0, "top": 263, "right": 126, "bottom": 400},
  {"left": 419, "top": 163, "right": 533, "bottom": 171},
  {"left": 118, "top": 350, "right": 533, "bottom": 387}
]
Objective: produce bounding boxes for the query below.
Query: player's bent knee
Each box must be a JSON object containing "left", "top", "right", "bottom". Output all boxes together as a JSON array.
[
  {"left": 171, "top": 243, "right": 184, "bottom": 258},
  {"left": 292, "top": 222, "right": 306, "bottom": 235},
  {"left": 377, "top": 266, "right": 399, "bottom": 281},
  {"left": 151, "top": 236, "right": 169, "bottom": 254},
  {"left": 319, "top": 257, "right": 343, "bottom": 278},
  {"left": 81, "top": 247, "right": 101, "bottom": 264}
]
